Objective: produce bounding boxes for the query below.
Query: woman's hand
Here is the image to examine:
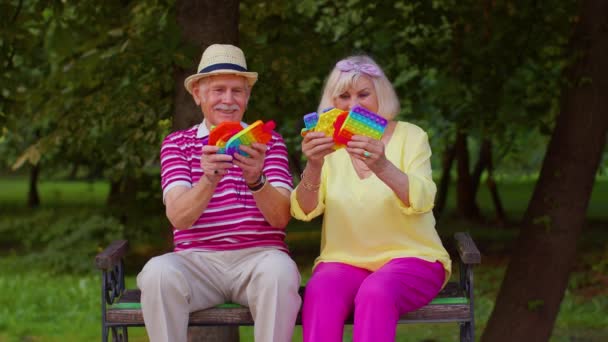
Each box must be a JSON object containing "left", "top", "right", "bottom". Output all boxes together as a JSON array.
[
  {"left": 302, "top": 132, "right": 335, "bottom": 168},
  {"left": 346, "top": 135, "right": 390, "bottom": 173},
  {"left": 233, "top": 142, "right": 267, "bottom": 184}
]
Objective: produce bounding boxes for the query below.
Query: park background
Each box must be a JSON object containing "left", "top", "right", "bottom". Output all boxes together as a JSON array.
[{"left": 0, "top": 0, "right": 606, "bottom": 341}]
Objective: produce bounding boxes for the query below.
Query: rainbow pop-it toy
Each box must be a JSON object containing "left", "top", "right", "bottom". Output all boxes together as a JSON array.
[
  {"left": 304, "top": 112, "right": 319, "bottom": 129},
  {"left": 334, "top": 105, "right": 387, "bottom": 145},
  {"left": 313, "top": 108, "right": 347, "bottom": 137},
  {"left": 222, "top": 120, "right": 276, "bottom": 156},
  {"left": 299, "top": 106, "right": 387, "bottom": 148},
  {"left": 300, "top": 112, "right": 319, "bottom": 136},
  {"left": 209, "top": 122, "right": 245, "bottom": 148}
]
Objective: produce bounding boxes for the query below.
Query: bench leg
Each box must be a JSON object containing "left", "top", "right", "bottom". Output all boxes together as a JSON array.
[
  {"left": 459, "top": 322, "right": 474, "bottom": 342},
  {"left": 110, "top": 327, "right": 128, "bottom": 342},
  {"left": 459, "top": 260, "right": 476, "bottom": 342}
]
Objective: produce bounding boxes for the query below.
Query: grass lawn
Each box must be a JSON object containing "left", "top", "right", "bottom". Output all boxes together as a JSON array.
[
  {"left": 0, "top": 178, "right": 109, "bottom": 209},
  {"left": 1, "top": 257, "right": 605, "bottom": 342},
  {"left": 0, "top": 177, "right": 606, "bottom": 341}
]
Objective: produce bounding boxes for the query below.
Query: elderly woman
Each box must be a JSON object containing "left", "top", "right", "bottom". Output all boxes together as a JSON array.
[
  {"left": 292, "top": 55, "right": 452, "bottom": 342},
  {"left": 137, "top": 44, "right": 301, "bottom": 342}
]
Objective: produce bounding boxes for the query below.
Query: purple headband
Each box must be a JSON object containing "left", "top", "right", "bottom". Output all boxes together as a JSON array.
[{"left": 336, "top": 60, "right": 382, "bottom": 77}]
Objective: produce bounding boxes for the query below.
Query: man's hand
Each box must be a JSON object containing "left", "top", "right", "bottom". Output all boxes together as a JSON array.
[
  {"left": 201, "top": 145, "right": 233, "bottom": 183},
  {"left": 233, "top": 142, "right": 267, "bottom": 184}
]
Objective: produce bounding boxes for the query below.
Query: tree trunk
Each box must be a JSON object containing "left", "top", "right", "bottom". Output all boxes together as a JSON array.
[
  {"left": 471, "top": 138, "right": 491, "bottom": 196},
  {"left": 106, "top": 177, "right": 139, "bottom": 223},
  {"left": 472, "top": 138, "right": 507, "bottom": 223},
  {"left": 27, "top": 163, "right": 40, "bottom": 208},
  {"left": 484, "top": 140, "right": 506, "bottom": 224},
  {"left": 172, "top": 0, "right": 240, "bottom": 131},
  {"left": 173, "top": 1, "right": 241, "bottom": 341},
  {"left": 455, "top": 131, "right": 480, "bottom": 219},
  {"left": 68, "top": 162, "right": 79, "bottom": 180},
  {"left": 434, "top": 140, "right": 456, "bottom": 218},
  {"left": 482, "top": 1, "right": 608, "bottom": 341},
  {"left": 188, "top": 327, "right": 240, "bottom": 342}
]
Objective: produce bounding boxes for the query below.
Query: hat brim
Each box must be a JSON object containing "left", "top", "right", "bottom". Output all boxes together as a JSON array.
[{"left": 184, "top": 70, "right": 258, "bottom": 94}]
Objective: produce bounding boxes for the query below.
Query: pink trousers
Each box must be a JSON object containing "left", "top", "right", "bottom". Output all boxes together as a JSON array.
[{"left": 302, "top": 257, "right": 445, "bottom": 342}]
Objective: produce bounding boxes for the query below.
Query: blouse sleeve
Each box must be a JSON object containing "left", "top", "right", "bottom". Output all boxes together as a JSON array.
[
  {"left": 290, "top": 165, "right": 326, "bottom": 221},
  {"left": 399, "top": 130, "right": 437, "bottom": 215}
]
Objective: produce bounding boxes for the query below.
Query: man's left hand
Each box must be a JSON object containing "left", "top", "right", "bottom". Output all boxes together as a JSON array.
[{"left": 233, "top": 142, "right": 267, "bottom": 184}]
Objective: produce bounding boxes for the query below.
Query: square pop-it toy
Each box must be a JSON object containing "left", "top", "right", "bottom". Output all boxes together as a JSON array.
[
  {"left": 313, "top": 108, "right": 348, "bottom": 137},
  {"left": 300, "top": 112, "right": 319, "bottom": 137},
  {"left": 334, "top": 105, "right": 387, "bottom": 145},
  {"left": 303, "top": 112, "right": 319, "bottom": 130}
]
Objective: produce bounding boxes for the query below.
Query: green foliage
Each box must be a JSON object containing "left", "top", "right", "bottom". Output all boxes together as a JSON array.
[
  {"left": 1, "top": 0, "right": 584, "bottom": 184},
  {"left": 0, "top": 177, "right": 108, "bottom": 209},
  {"left": 0, "top": 210, "right": 124, "bottom": 274},
  {"left": 0, "top": 177, "right": 170, "bottom": 265},
  {"left": 307, "top": 1, "right": 574, "bottom": 169},
  {"left": 1, "top": 0, "right": 175, "bottom": 181}
]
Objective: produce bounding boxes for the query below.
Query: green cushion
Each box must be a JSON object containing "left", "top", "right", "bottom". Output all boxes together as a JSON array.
[
  {"left": 109, "top": 298, "right": 468, "bottom": 310},
  {"left": 111, "top": 302, "right": 142, "bottom": 310},
  {"left": 110, "top": 302, "right": 243, "bottom": 310},
  {"left": 430, "top": 297, "right": 468, "bottom": 305}
]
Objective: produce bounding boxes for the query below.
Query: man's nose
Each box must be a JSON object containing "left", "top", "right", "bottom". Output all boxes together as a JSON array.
[{"left": 222, "top": 90, "right": 234, "bottom": 102}]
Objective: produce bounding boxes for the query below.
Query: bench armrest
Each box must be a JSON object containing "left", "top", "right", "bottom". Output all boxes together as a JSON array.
[
  {"left": 97, "top": 240, "right": 129, "bottom": 309},
  {"left": 96, "top": 240, "right": 129, "bottom": 270},
  {"left": 454, "top": 232, "right": 481, "bottom": 265}
]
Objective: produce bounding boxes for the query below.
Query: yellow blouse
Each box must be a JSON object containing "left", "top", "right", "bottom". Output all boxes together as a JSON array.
[{"left": 291, "top": 121, "right": 451, "bottom": 283}]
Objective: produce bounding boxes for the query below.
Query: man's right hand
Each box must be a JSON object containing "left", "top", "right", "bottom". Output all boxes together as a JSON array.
[{"left": 201, "top": 145, "right": 233, "bottom": 183}]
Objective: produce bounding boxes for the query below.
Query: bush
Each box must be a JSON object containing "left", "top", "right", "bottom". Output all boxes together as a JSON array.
[{"left": 0, "top": 210, "right": 124, "bottom": 274}]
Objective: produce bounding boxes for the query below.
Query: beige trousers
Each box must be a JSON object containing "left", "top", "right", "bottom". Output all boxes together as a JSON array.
[{"left": 136, "top": 247, "right": 301, "bottom": 342}]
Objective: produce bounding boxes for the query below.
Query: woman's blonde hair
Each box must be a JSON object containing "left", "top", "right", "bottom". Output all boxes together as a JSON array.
[{"left": 318, "top": 55, "right": 400, "bottom": 119}]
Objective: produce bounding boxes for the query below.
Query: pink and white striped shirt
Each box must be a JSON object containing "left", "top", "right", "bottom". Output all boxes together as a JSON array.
[{"left": 160, "top": 121, "right": 293, "bottom": 253}]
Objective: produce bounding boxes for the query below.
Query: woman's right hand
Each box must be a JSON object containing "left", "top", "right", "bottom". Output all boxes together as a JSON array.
[{"left": 301, "top": 132, "right": 335, "bottom": 168}]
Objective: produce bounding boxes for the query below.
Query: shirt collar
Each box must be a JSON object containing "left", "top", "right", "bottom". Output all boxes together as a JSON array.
[
  {"left": 196, "top": 119, "right": 248, "bottom": 138},
  {"left": 196, "top": 119, "right": 211, "bottom": 138}
]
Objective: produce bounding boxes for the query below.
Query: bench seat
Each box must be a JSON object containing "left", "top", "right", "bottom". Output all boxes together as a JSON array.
[
  {"left": 96, "top": 232, "right": 480, "bottom": 341},
  {"left": 105, "top": 282, "right": 470, "bottom": 327}
]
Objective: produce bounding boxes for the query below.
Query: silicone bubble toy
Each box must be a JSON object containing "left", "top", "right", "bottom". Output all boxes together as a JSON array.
[
  {"left": 300, "top": 112, "right": 319, "bottom": 136},
  {"left": 334, "top": 105, "right": 387, "bottom": 145},
  {"left": 209, "top": 122, "right": 245, "bottom": 147},
  {"left": 304, "top": 112, "right": 319, "bottom": 130},
  {"left": 313, "top": 108, "right": 348, "bottom": 137},
  {"left": 222, "top": 120, "right": 276, "bottom": 156}
]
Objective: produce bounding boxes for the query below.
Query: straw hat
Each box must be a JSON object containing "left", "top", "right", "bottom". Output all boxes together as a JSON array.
[{"left": 184, "top": 44, "right": 258, "bottom": 94}]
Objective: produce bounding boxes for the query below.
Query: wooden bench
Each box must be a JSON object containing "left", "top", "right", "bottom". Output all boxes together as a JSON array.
[{"left": 95, "top": 232, "right": 480, "bottom": 342}]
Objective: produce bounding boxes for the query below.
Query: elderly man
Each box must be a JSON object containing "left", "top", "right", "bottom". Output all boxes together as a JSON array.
[{"left": 137, "top": 44, "right": 301, "bottom": 342}]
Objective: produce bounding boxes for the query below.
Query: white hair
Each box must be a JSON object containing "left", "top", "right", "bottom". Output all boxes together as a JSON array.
[{"left": 318, "top": 55, "right": 400, "bottom": 119}]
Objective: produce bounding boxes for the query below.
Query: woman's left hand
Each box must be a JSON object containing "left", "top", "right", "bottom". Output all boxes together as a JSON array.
[
  {"left": 233, "top": 142, "right": 267, "bottom": 184},
  {"left": 346, "top": 135, "right": 390, "bottom": 173}
]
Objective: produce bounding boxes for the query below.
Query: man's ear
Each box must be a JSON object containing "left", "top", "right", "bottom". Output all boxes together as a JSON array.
[{"left": 192, "top": 83, "right": 203, "bottom": 105}]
